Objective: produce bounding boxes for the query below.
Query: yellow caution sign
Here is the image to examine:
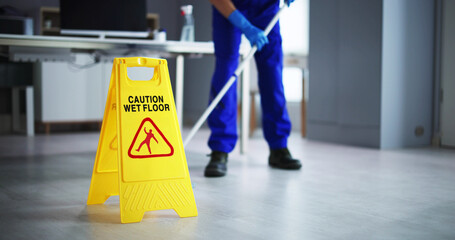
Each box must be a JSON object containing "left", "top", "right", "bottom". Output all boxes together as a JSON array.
[{"left": 87, "top": 57, "right": 197, "bottom": 223}]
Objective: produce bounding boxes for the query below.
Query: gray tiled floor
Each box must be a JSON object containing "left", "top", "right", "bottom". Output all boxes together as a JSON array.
[{"left": 0, "top": 129, "right": 454, "bottom": 240}]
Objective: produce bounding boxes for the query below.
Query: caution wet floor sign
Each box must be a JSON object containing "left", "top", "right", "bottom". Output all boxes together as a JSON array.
[{"left": 87, "top": 57, "right": 197, "bottom": 223}]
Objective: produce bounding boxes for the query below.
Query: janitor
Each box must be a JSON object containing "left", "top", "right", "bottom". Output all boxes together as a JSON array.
[{"left": 205, "top": 0, "right": 302, "bottom": 177}]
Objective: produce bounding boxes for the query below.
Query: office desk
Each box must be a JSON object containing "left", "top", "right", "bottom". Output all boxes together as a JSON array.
[{"left": 0, "top": 34, "right": 251, "bottom": 153}]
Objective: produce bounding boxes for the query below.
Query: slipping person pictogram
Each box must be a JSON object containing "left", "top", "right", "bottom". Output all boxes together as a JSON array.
[
  {"left": 136, "top": 127, "right": 159, "bottom": 154},
  {"left": 128, "top": 118, "right": 174, "bottom": 159}
]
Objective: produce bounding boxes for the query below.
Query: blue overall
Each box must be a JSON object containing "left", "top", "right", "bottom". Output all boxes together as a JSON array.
[{"left": 208, "top": 0, "right": 291, "bottom": 153}]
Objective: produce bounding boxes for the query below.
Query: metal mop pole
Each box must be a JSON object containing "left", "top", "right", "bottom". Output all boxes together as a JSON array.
[{"left": 183, "top": 4, "right": 287, "bottom": 148}]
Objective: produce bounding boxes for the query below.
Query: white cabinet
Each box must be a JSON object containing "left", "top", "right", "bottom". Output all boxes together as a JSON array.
[{"left": 35, "top": 54, "right": 112, "bottom": 123}]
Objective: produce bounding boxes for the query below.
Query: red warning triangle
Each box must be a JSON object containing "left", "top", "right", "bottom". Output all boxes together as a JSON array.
[{"left": 128, "top": 117, "right": 174, "bottom": 158}]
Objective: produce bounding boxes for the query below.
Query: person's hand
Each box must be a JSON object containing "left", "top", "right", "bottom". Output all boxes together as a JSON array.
[
  {"left": 242, "top": 25, "right": 268, "bottom": 51},
  {"left": 285, "top": 0, "right": 295, "bottom": 7},
  {"left": 228, "top": 10, "right": 269, "bottom": 51}
]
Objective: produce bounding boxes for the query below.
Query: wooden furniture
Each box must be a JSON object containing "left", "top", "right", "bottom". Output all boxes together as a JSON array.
[
  {"left": 40, "top": 7, "right": 60, "bottom": 36},
  {"left": 146, "top": 13, "right": 159, "bottom": 39}
]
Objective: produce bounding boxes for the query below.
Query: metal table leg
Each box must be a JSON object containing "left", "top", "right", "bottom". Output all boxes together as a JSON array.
[{"left": 176, "top": 55, "right": 184, "bottom": 127}]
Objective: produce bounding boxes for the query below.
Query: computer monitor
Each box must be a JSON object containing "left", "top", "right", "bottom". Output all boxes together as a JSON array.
[{"left": 60, "top": 0, "right": 148, "bottom": 38}]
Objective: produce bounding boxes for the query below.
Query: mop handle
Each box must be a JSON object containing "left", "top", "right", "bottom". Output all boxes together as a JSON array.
[{"left": 183, "top": 5, "right": 287, "bottom": 148}]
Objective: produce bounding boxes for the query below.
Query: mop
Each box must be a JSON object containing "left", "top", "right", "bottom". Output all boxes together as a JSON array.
[{"left": 183, "top": 4, "right": 288, "bottom": 148}]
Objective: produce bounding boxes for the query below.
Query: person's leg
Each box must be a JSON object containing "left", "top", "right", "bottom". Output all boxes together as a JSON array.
[
  {"left": 205, "top": 7, "right": 243, "bottom": 177},
  {"left": 248, "top": 0, "right": 301, "bottom": 169},
  {"left": 136, "top": 141, "right": 145, "bottom": 151},
  {"left": 207, "top": 6, "right": 242, "bottom": 153},
  {"left": 146, "top": 143, "right": 151, "bottom": 154},
  {"left": 249, "top": 1, "right": 291, "bottom": 149}
]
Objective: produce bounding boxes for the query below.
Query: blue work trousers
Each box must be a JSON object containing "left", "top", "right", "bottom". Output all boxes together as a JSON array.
[{"left": 208, "top": 0, "right": 291, "bottom": 153}]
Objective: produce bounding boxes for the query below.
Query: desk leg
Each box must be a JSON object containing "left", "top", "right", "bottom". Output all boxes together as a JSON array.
[
  {"left": 12, "top": 88, "right": 20, "bottom": 133},
  {"left": 11, "top": 86, "right": 35, "bottom": 136},
  {"left": 26, "top": 86, "right": 35, "bottom": 136},
  {"left": 176, "top": 55, "right": 184, "bottom": 127},
  {"left": 240, "top": 57, "right": 250, "bottom": 154}
]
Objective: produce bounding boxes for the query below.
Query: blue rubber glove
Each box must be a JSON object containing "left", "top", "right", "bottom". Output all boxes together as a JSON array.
[
  {"left": 228, "top": 10, "right": 269, "bottom": 51},
  {"left": 285, "top": 0, "right": 295, "bottom": 6}
]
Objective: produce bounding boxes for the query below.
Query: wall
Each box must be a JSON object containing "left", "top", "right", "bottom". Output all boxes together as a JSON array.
[
  {"left": 380, "top": 0, "right": 434, "bottom": 148},
  {"left": 308, "top": 0, "right": 383, "bottom": 147},
  {"left": 308, "top": 0, "right": 434, "bottom": 149},
  {"left": 440, "top": 0, "right": 455, "bottom": 147}
]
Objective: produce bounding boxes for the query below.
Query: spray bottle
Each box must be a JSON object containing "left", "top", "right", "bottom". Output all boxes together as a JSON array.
[{"left": 180, "top": 5, "right": 194, "bottom": 42}]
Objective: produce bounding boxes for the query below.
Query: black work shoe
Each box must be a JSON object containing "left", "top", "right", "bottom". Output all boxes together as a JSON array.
[
  {"left": 204, "top": 151, "right": 228, "bottom": 177},
  {"left": 269, "top": 148, "right": 302, "bottom": 170}
]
